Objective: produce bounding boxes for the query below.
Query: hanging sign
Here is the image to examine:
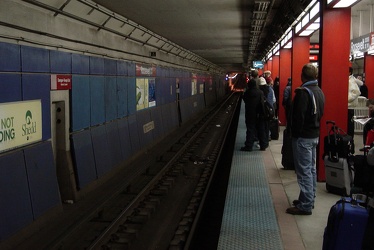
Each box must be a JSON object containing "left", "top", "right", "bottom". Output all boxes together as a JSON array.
[
  {"left": 351, "top": 34, "right": 371, "bottom": 53},
  {"left": 0, "top": 100, "right": 42, "bottom": 153}
]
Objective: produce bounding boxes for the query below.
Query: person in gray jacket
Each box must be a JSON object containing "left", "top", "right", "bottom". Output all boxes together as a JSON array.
[{"left": 286, "top": 63, "right": 325, "bottom": 215}]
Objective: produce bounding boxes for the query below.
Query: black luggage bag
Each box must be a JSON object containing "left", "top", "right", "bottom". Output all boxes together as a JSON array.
[
  {"left": 281, "top": 127, "right": 294, "bottom": 170},
  {"left": 270, "top": 118, "right": 279, "bottom": 140},
  {"left": 324, "top": 120, "right": 354, "bottom": 162}
]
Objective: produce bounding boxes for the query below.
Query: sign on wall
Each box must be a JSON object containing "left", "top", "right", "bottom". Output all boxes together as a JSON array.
[
  {"left": 191, "top": 73, "right": 197, "bottom": 95},
  {"left": 51, "top": 74, "right": 72, "bottom": 90},
  {"left": 0, "top": 100, "right": 42, "bottom": 153},
  {"left": 136, "top": 64, "right": 156, "bottom": 111}
]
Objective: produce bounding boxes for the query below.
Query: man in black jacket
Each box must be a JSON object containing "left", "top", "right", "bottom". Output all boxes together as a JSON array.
[
  {"left": 241, "top": 78, "right": 268, "bottom": 151},
  {"left": 286, "top": 63, "right": 325, "bottom": 215}
]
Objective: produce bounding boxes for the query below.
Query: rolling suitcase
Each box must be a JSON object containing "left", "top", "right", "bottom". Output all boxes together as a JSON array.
[
  {"left": 281, "top": 127, "right": 294, "bottom": 170},
  {"left": 323, "top": 196, "right": 369, "bottom": 250},
  {"left": 324, "top": 156, "right": 353, "bottom": 196},
  {"left": 270, "top": 118, "right": 279, "bottom": 140},
  {"left": 324, "top": 120, "right": 354, "bottom": 162}
]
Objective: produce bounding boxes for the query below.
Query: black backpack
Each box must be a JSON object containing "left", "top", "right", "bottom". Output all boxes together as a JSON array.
[{"left": 263, "top": 99, "right": 275, "bottom": 121}]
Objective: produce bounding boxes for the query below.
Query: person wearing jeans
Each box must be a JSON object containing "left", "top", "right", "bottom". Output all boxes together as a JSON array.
[{"left": 286, "top": 63, "right": 325, "bottom": 215}]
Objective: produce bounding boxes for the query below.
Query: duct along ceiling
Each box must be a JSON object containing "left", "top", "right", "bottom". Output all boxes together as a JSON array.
[
  {"left": 22, "top": 0, "right": 372, "bottom": 73},
  {"left": 91, "top": 0, "right": 313, "bottom": 73}
]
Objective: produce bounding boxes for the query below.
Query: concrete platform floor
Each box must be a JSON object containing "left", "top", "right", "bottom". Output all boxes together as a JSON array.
[{"left": 266, "top": 126, "right": 363, "bottom": 250}]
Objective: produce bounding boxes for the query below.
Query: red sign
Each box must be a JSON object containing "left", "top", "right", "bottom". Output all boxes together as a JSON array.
[
  {"left": 309, "top": 55, "right": 318, "bottom": 61},
  {"left": 136, "top": 64, "right": 156, "bottom": 77},
  {"left": 51, "top": 75, "right": 72, "bottom": 90},
  {"left": 309, "top": 44, "right": 320, "bottom": 49}
]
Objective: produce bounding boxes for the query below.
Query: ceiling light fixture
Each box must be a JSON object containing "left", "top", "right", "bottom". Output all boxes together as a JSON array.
[{"left": 327, "top": 0, "right": 362, "bottom": 8}]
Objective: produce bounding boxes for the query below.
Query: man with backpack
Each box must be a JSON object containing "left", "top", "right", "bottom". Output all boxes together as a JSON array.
[
  {"left": 286, "top": 63, "right": 325, "bottom": 215},
  {"left": 241, "top": 78, "right": 268, "bottom": 151}
]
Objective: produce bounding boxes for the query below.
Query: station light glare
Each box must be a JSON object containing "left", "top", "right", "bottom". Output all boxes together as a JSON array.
[
  {"left": 284, "top": 41, "right": 292, "bottom": 49},
  {"left": 327, "top": 0, "right": 362, "bottom": 8}
]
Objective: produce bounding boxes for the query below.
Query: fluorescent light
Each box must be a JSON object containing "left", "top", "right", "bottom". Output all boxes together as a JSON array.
[
  {"left": 299, "top": 29, "right": 315, "bottom": 36},
  {"left": 309, "top": 3, "right": 319, "bottom": 20},
  {"left": 308, "top": 22, "right": 320, "bottom": 30},
  {"left": 284, "top": 41, "right": 292, "bottom": 49},
  {"left": 332, "top": 0, "right": 361, "bottom": 8}
]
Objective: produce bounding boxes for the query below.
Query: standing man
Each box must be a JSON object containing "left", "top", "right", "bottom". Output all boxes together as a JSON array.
[
  {"left": 241, "top": 79, "right": 268, "bottom": 151},
  {"left": 286, "top": 63, "right": 325, "bottom": 215},
  {"left": 251, "top": 69, "right": 260, "bottom": 88},
  {"left": 264, "top": 70, "right": 273, "bottom": 85}
]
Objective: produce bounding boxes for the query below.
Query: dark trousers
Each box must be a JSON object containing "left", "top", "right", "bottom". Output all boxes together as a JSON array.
[
  {"left": 348, "top": 109, "right": 355, "bottom": 137},
  {"left": 256, "top": 119, "right": 269, "bottom": 149},
  {"left": 245, "top": 119, "right": 268, "bottom": 149}
]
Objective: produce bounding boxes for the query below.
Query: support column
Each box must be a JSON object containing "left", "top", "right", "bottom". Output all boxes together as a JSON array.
[
  {"left": 291, "top": 35, "right": 310, "bottom": 91},
  {"left": 318, "top": 4, "right": 351, "bottom": 181},
  {"left": 279, "top": 48, "right": 291, "bottom": 126},
  {"left": 365, "top": 53, "right": 374, "bottom": 99},
  {"left": 272, "top": 55, "right": 280, "bottom": 79}
]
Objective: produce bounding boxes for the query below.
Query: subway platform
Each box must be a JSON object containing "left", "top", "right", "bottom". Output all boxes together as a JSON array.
[{"left": 217, "top": 100, "right": 364, "bottom": 250}]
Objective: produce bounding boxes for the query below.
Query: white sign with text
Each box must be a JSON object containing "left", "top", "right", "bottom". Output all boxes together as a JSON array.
[{"left": 0, "top": 100, "right": 42, "bottom": 152}]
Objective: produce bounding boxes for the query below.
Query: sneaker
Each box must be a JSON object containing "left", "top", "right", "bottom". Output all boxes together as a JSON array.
[
  {"left": 240, "top": 146, "right": 252, "bottom": 152},
  {"left": 359, "top": 147, "right": 365, "bottom": 152},
  {"left": 286, "top": 207, "right": 312, "bottom": 215}
]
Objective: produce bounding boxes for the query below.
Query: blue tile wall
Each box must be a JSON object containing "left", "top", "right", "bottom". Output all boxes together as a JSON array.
[
  {"left": 117, "top": 77, "right": 128, "bottom": 118},
  {"left": 91, "top": 125, "right": 112, "bottom": 177},
  {"left": 127, "top": 114, "right": 140, "bottom": 154},
  {"left": 117, "top": 117, "right": 132, "bottom": 161},
  {"left": 0, "top": 74, "right": 22, "bottom": 103},
  {"left": 71, "top": 75, "right": 90, "bottom": 131},
  {"left": 136, "top": 109, "right": 153, "bottom": 147},
  {"left": 89, "top": 56, "right": 104, "bottom": 75},
  {"left": 105, "top": 76, "right": 117, "bottom": 121},
  {"left": 23, "top": 142, "right": 61, "bottom": 219},
  {"left": 161, "top": 102, "right": 179, "bottom": 131},
  {"left": 72, "top": 54, "right": 89, "bottom": 75},
  {"left": 168, "top": 78, "right": 176, "bottom": 104},
  {"left": 50, "top": 50, "right": 72, "bottom": 74},
  {"left": 117, "top": 60, "right": 127, "bottom": 76},
  {"left": 104, "top": 58, "right": 117, "bottom": 76},
  {"left": 155, "top": 78, "right": 164, "bottom": 105},
  {"left": 0, "top": 150, "right": 33, "bottom": 240},
  {"left": 127, "top": 62, "right": 136, "bottom": 76},
  {"left": 150, "top": 107, "right": 164, "bottom": 141},
  {"left": 127, "top": 77, "right": 136, "bottom": 115},
  {"left": 90, "top": 76, "right": 105, "bottom": 126},
  {"left": 21, "top": 46, "right": 49, "bottom": 73},
  {"left": 0, "top": 42, "right": 21, "bottom": 72},
  {"left": 71, "top": 130, "right": 97, "bottom": 189},
  {"left": 179, "top": 76, "right": 191, "bottom": 100},
  {"left": 105, "top": 121, "right": 123, "bottom": 166},
  {"left": 22, "top": 74, "right": 51, "bottom": 140}
]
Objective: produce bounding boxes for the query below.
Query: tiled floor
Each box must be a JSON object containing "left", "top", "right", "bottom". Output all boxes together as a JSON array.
[
  {"left": 269, "top": 126, "right": 364, "bottom": 250},
  {"left": 219, "top": 101, "right": 364, "bottom": 250}
]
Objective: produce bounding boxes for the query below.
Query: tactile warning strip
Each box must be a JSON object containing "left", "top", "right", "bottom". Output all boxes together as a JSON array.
[{"left": 217, "top": 101, "right": 283, "bottom": 250}]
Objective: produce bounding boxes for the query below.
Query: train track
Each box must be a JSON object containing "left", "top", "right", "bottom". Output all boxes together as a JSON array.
[{"left": 46, "top": 93, "right": 241, "bottom": 250}]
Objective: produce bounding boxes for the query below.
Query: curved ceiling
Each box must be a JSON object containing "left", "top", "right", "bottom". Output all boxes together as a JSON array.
[
  {"left": 23, "top": 0, "right": 371, "bottom": 73},
  {"left": 92, "top": 0, "right": 313, "bottom": 73}
]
